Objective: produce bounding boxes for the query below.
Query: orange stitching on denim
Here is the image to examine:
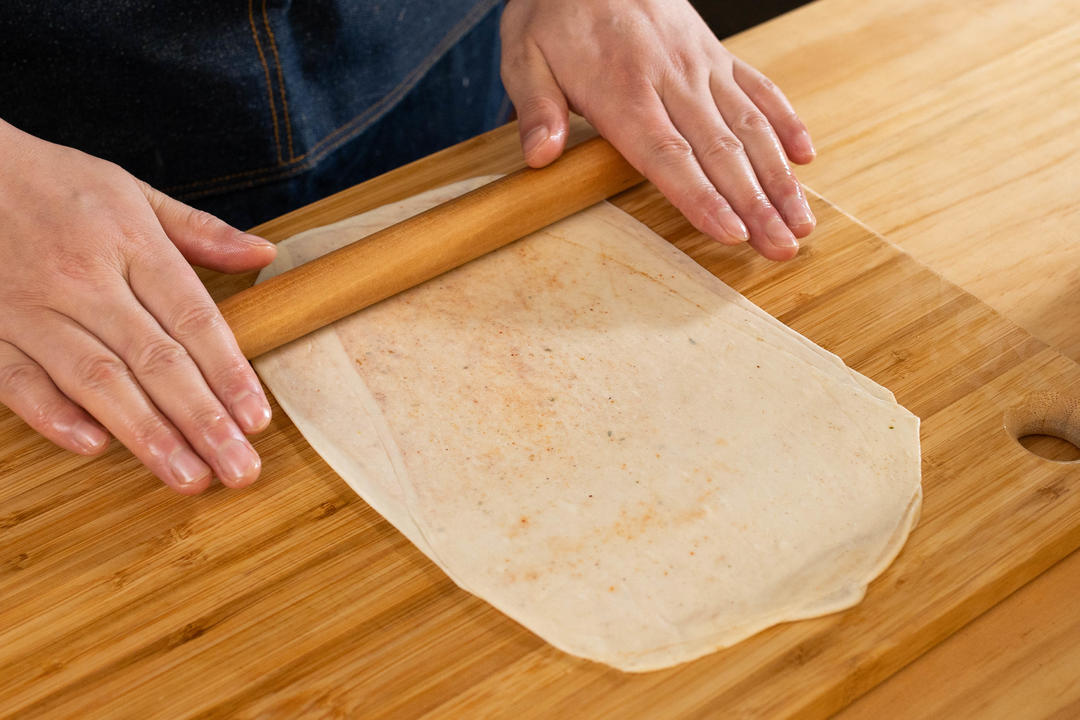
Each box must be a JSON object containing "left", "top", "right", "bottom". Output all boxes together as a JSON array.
[
  {"left": 261, "top": 0, "right": 294, "bottom": 161},
  {"left": 167, "top": 0, "right": 499, "bottom": 195},
  {"left": 247, "top": 0, "right": 283, "bottom": 164}
]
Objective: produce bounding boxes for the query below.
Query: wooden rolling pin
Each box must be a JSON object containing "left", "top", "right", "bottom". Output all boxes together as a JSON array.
[{"left": 219, "top": 137, "right": 643, "bottom": 358}]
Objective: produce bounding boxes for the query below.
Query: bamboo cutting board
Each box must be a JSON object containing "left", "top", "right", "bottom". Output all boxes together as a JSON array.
[{"left": 1, "top": 123, "right": 1078, "bottom": 719}]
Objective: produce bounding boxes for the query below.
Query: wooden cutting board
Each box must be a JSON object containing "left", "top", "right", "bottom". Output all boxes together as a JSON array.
[{"left": 2, "top": 122, "right": 1078, "bottom": 719}]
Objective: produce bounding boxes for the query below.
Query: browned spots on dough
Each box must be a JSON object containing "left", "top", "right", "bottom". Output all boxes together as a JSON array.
[
  {"left": 715, "top": 437, "right": 728, "bottom": 446},
  {"left": 507, "top": 514, "right": 534, "bottom": 540},
  {"left": 680, "top": 505, "right": 708, "bottom": 524},
  {"left": 610, "top": 505, "right": 658, "bottom": 542},
  {"left": 608, "top": 585, "right": 616, "bottom": 592}
]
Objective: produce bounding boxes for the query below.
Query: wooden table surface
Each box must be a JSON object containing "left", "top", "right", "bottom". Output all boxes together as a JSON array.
[
  {"left": 4, "top": 122, "right": 1078, "bottom": 718},
  {"left": 726, "top": 0, "right": 1080, "bottom": 715},
  {"left": 1, "top": 0, "right": 1077, "bottom": 717}
]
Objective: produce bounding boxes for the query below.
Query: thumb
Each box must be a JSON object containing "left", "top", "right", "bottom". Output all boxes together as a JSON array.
[
  {"left": 502, "top": 46, "right": 570, "bottom": 168},
  {"left": 140, "top": 182, "right": 277, "bottom": 274}
]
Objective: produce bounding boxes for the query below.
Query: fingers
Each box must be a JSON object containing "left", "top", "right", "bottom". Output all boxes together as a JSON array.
[
  {"left": 732, "top": 59, "right": 815, "bottom": 165},
  {"left": 0, "top": 340, "right": 109, "bottom": 456},
  {"left": 590, "top": 86, "right": 750, "bottom": 246},
  {"left": 127, "top": 246, "right": 272, "bottom": 435},
  {"left": 662, "top": 82, "right": 798, "bottom": 260},
  {"left": 711, "top": 77, "right": 816, "bottom": 242},
  {"left": 15, "top": 312, "right": 214, "bottom": 494},
  {"left": 68, "top": 276, "right": 264, "bottom": 490},
  {"left": 501, "top": 43, "right": 570, "bottom": 167},
  {"left": 140, "top": 182, "right": 277, "bottom": 274}
]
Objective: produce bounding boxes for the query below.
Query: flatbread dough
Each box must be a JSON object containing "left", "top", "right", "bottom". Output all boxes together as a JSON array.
[{"left": 254, "top": 178, "right": 921, "bottom": 672}]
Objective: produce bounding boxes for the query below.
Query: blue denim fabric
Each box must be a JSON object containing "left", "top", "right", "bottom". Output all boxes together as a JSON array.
[{"left": 1, "top": 1, "right": 508, "bottom": 228}]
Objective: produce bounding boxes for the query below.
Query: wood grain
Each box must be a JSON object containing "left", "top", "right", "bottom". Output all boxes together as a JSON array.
[
  {"left": 2, "top": 123, "right": 1078, "bottom": 718},
  {"left": 725, "top": 1, "right": 1080, "bottom": 714},
  {"left": 727, "top": 0, "right": 1080, "bottom": 363},
  {"left": 841, "top": 540, "right": 1080, "bottom": 720}
]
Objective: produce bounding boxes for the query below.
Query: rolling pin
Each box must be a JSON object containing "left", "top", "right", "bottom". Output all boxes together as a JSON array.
[{"left": 218, "top": 137, "right": 643, "bottom": 359}]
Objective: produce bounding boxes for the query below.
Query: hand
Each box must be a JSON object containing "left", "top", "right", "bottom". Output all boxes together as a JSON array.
[
  {"left": 500, "top": 0, "right": 816, "bottom": 261},
  {"left": 0, "top": 120, "right": 276, "bottom": 494}
]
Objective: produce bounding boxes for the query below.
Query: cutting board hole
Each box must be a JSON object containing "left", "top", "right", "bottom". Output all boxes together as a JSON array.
[
  {"left": 1016, "top": 435, "right": 1080, "bottom": 462},
  {"left": 1005, "top": 393, "right": 1080, "bottom": 464}
]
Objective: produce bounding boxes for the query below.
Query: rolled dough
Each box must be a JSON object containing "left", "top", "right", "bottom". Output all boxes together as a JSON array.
[{"left": 254, "top": 178, "right": 921, "bottom": 672}]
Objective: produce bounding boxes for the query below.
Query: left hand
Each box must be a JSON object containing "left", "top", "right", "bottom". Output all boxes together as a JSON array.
[{"left": 500, "top": 0, "right": 816, "bottom": 261}]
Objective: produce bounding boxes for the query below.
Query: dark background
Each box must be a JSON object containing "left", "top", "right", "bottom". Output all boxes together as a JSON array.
[{"left": 691, "top": 0, "right": 811, "bottom": 39}]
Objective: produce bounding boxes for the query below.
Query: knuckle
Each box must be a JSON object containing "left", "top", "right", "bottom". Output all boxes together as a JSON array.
[
  {"left": 208, "top": 357, "right": 255, "bottom": 396},
  {"left": 645, "top": 132, "right": 694, "bottom": 162},
  {"left": 734, "top": 109, "right": 772, "bottom": 134},
  {"left": 764, "top": 166, "right": 798, "bottom": 188},
  {"left": 517, "top": 95, "right": 562, "bottom": 121},
  {"left": 754, "top": 73, "right": 778, "bottom": 94},
  {"left": 119, "top": 227, "right": 164, "bottom": 259},
  {"left": 51, "top": 247, "right": 112, "bottom": 287},
  {"left": 676, "top": 186, "right": 724, "bottom": 233},
  {"left": 65, "top": 185, "right": 109, "bottom": 215},
  {"left": 73, "top": 353, "right": 129, "bottom": 391},
  {"left": 1, "top": 288, "right": 47, "bottom": 315},
  {"left": 185, "top": 206, "right": 224, "bottom": 237},
  {"left": 128, "top": 414, "right": 174, "bottom": 453},
  {"left": 0, "top": 360, "right": 43, "bottom": 394},
  {"left": 189, "top": 405, "right": 231, "bottom": 433},
  {"left": 26, "top": 397, "right": 73, "bottom": 434},
  {"left": 132, "top": 337, "right": 189, "bottom": 378},
  {"left": 699, "top": 134, "right": 744, "bottom": 162},
  {"left": 609, "top": 68, "right": 650, "bottom": 97},
  {"left": 169, "top": 302, "right": 224, "bottom": 339},
  {"left": 499, "top": 47, "right": 530, "bottom": 78},
  {"left": 610, "top": 14, "right": 651, "bottom": 48},
  {"left": 742, "top": 192, "right": 776, "bottom": 220},
  {"left": 663, "top": 50, "right": 697, "bottom": 81}
]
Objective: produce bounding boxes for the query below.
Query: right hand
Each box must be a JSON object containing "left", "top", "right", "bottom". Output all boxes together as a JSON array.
[
  {"left": 0, "top": 120, "right": 277, "bottom": 494},
  {"left": 500, "top": 0, "right": 817, "bottom": 261}
]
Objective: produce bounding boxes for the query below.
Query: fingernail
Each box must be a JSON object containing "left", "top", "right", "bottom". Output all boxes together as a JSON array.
[
  {"left": 523, "top": 125, "right": 549, "bottom": 158},
  {"left": 766, "top": 216, "right": 799, "bottom": 249},
  {"left": 72, "top": 420, "right": 108, "bottom": 454},
  {"left": 217, "top": 438, "right": 260, "bottom": 486},
  {"left": 169, "top": 447, "right": 210, "bottom": 488},
  {"left": 800, "top": 130, "right": 816, "bottom": 158},
  {"left": 232, "top": 391, "right": 271, "bottom": 433},
  {"left": 239, "top": 232, "right": 275, "bottom": 248},
  {"left": 783, "top": 197, "right": 815, "bottom": 228},
  {"left": 715, "top": 210, "right": 750, "bottom": 242}
]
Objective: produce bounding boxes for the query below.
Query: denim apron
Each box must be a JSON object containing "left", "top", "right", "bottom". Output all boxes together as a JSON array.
[{"left": 1, "top": 1, "right": 508, "bottom": 228}]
